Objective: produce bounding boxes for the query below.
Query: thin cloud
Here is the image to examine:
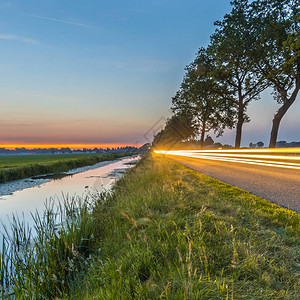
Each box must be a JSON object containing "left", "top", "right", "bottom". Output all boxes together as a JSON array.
[
  {"left": 11, "top": 91, "right": 83, "bottom": 102},
  {"left": 23, "top": 13, "right": 102, "bottom": 30},
  {"left": 0, "top": 34, "right": 39, "bottom": 44},
  {"left": 27, "top": 93, "right": 83, "bottom": 102}
]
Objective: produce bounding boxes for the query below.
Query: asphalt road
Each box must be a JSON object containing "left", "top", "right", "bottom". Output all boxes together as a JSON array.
[{"left": 167, "top": 155, "right": 300, "bottom": 213}]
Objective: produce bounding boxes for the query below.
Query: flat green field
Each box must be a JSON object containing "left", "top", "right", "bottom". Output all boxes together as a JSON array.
[
  {"left": 0, "top": 154, "right": 107, "bottom": 168},
  {"left": 0, "top": 153, "right": 129, "bottom": 183}
]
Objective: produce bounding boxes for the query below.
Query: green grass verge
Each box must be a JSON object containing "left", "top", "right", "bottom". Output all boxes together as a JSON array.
[
  {"left": 69, "top": 153, "right": 299, "bottom": 299},
  {"left": 0, "top": 153, "right": 131, "bottom": 183}
]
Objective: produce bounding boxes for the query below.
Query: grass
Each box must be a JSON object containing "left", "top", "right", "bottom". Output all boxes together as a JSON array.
[
  {"left": 0, "top": 154, "right": 101, "bottom": 168},
  {"left": 0, "top": 153, "right": 131, "bottom": 183},
  {"left": 69, "top": 153, "right": 299, "bottom": 299},
  {"left": 0, "top": 153, "right": 299, "bottom": 299}
]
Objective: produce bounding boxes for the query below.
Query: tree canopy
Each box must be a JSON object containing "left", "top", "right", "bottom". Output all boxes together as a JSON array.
[
  {"left": 246, "top": 0, "right": 299, "bottom": 147},
  {"left": 156, "top": 0, "right": 299, "bottom": 149},
  {"left": 172, "top": 48, "right": 236, "bottom": 149},
  {"left": 152, "top": 114, "right": 197, "bottom": 150},
  {"left": 209, "top": 0, "right": 268, "bottom": 148}
]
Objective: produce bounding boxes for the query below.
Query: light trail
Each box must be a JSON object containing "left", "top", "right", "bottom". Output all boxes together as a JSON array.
[
  {"left": 154, "top": 148, "right": 300, "bottom": 171},
  {"left": 156, "top": 148, "right": 300, "bottom": 153}
]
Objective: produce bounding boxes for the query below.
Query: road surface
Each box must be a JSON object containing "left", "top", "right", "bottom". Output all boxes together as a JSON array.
[{"left": 167, "top": 155, "right": 300, "bottom": 213}]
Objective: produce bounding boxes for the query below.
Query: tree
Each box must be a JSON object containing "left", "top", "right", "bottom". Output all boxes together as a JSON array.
[
  {"left": 212, "top": 142, "right": 223, "bottom": 149},
  {"left": 247, "top": 0, "right": 299, "bottom": 147},
  {"left": 277, "top": 140, "right": 287, "bottom": 147},
  {"left": 204, "top": 135, "right": 214, "bottom": 147},
  {"left": 209, "top": 0, "right": 268, "bottom": 149},
  {"left": 257, "top": 141, "right": 264, "bottom": 148},
  {"left": 172, "top": 48, "right": 236, "bottom": 149},
  {"left": 152, "top": 114, "right": 197, "bottom": 149}
]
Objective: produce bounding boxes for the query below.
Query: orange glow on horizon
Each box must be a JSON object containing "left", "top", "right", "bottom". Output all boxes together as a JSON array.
[{"left": 0, "top": 144, "right": 140, "bottom": 150}]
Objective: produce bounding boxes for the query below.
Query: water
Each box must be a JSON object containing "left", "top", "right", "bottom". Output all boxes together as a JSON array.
[{"left": 0, "top": 155, "right": 139, "bottom": 232}]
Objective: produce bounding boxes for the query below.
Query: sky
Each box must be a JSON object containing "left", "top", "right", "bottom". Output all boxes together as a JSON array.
[{"left": 0, "top": 0, "right": 299, "bottom": 148}]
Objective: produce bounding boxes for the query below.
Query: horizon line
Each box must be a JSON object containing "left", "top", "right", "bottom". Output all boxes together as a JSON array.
[{"left": 0, "top": 144, "right": 142, "bottom": 150}]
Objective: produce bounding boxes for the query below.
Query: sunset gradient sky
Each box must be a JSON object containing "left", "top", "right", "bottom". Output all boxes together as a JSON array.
[{"left": 0, "top": 0, "right": 299, "bottom": 148}]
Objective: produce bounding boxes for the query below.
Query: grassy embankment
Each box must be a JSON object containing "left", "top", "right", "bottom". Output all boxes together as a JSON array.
[
  {"left": 68, "top": 153, "right": 299, "bottom": 299},
  {"left": 0, "top": 153, "right": 131, "bottom": 183},
  {"left": 1, "top": 153, "right": 299, "bottom": 299}
]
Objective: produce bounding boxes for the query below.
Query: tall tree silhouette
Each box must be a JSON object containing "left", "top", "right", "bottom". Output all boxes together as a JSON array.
[
  {"left": 209, "top": 0, "right": 268, "bottom": 148},
  {"left": 172, "top": 48, "right": 235, "bottom": 149},
  {"left": 247, "top": 0, "right": 299, "bottom": 147}
]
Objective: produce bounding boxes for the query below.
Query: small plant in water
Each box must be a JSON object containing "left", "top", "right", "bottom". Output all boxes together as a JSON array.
[{"left": 0, "top": 193, "right": 103, "bottom": 299}]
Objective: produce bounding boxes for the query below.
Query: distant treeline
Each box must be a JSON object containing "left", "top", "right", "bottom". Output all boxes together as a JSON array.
[
  {"left": 277, "top": 141, "right": 300, "bottom": 148},
  {"left": 179, "top": 139, "right": 300, "bottom": 150},
  {"left": 0, "top": 144, "right": 150, "bottom": 155}
]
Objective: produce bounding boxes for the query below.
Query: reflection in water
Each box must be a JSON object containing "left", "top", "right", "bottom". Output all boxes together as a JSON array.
[{"left": 0, "top": 156, "right": 139, "bottom": 232}]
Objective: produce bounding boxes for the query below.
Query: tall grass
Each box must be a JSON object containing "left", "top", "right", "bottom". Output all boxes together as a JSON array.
[
  {"left": 0, "top": 194, "right": 102, "bottom": 299},
  {"left": 0, "top": 153, "right": 130, "bottom": 183}
]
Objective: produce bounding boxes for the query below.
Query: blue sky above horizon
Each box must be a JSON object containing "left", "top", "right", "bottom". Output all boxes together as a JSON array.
[{"left": 0, "top": 0, "right": 299, "bottom": 147}]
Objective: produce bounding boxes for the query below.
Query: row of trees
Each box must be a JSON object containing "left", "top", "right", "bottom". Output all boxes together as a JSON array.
[
  {"left": 0, "top": 145, "right": 147, "bottom": 155},
  {"left": 154, "top": 0, "right": 299, "bottom": 149}
]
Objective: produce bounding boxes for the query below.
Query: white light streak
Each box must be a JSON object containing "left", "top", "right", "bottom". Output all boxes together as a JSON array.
[{"left": 154, "top": 148, "right": 300, "bottom": 171}]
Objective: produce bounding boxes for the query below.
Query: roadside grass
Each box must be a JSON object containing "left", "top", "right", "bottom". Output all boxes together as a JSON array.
[
  {"left": 0, "top": 153, "right": 130, "bottom": 183},
  {"left": 69, "top": 153, "right": 300, "bottom": 299}
]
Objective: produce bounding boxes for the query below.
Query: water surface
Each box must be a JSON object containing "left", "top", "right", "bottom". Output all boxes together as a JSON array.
[{"left": 0, "top": 156, "right": 139, "bottom": 231}]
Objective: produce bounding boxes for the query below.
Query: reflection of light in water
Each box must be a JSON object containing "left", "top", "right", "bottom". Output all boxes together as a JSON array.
[
  {"left": 154, "top": 149, "right": 300, "bottom": 170},
  {"left": 0, "top": 156, "right": 140, "bottom": 233}
]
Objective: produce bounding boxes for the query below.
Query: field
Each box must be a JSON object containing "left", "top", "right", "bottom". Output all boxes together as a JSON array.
[
  {"left": 0, "top": 153, "right": 130, "bottom": 183},
  {"left": 0, "top": 154, "right": 105, "bottom": 168},
  {"left": 1, "top": 153, "right": 299, "bottom": 299},
  {"left": 0, "top": 153, "right": 133, "bottom": 168}
]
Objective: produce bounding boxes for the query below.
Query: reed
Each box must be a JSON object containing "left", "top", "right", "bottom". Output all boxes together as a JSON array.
[{"left": 0, "top": 194, "right": 102, "bottom": 299}]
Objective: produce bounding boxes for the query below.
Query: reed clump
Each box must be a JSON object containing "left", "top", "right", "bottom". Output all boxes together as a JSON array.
[{"left": 0, "top": 194, "right": 103, "bottom": 299}]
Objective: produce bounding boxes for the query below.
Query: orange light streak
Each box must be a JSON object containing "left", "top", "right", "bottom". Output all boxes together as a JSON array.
[
  {"left": 155, "top": 147, "right": 300, "bottom": 154},
  {"left": 154, "top": 149, "right": 300, "bottom": 171}
]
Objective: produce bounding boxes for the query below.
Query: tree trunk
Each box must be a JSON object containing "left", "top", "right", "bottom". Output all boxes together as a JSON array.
[
  {"left": 269, "top": 115, "right": 281, "bottom": 148},
  {"left": 269, "top": 86, "right": 299, "bottom": 148},
  {"left": 199, "top": 130, "right": 205, "bottom": 149},
  {"left": 235, "top": 99, "right": 244, "bottom": 149},
  {"left": 235, "top": 118, "right": 243, "bottom": 149},
  {"left": 199, "top": 123, "right": 206, "bottom": 149}
]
